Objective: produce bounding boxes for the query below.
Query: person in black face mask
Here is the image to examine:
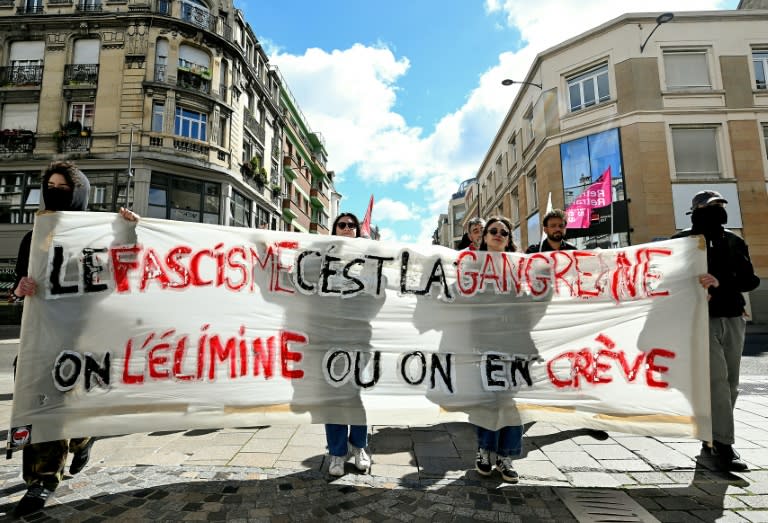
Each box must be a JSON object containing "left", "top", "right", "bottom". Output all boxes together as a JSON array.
[
  {"left": 673, "top": 190, "right": 760, "bottom": 473},
  {"left": 11, "top": 161, "right": 137, "bottom": 517}
]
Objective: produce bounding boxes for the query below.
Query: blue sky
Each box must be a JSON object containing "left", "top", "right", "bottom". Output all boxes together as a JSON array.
[{"left": 235, "top": 0, "right": 737, "bottom": 244}]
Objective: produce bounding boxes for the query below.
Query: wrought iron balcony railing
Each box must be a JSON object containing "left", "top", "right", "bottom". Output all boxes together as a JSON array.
[
  {"left": 0, "top": 130, "right": 35, "bottom": 154},
  {"left": 60, "top": 134, "right": 92, "bottom": 153},
  {"left": 63, "top": 64, "right": 99, "bottom": 86},
  {"left": 0, "top": 65, "right": 43, "bottom": 87},
  {"left": 154, "top": 64, "right": 168, "bottom": 83},
  {"left": 244, "top": 110, "right": 266, "bottom": 144},
  {"left": 177, "top": 69, "right": 211, "bottom": 94},
  {"left": 76, "top": 2, "right": 103, "bottom": 12},
  {"left": 181, "top": 3, "right": 213, "bottom": 31},
  {"left": 17, "top": 5, "right": 44, "bottom": 14}
]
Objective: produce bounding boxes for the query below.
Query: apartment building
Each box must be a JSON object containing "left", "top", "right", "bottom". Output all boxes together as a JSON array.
[
  {"left": 465, "top": 6, "right": 768, "bottom": 321},
  {"left": 0, "top": 0, "right": 337, "bottom": 280},
  {"left": 276, "top": 70, "right": 333, "bottom": 234}
]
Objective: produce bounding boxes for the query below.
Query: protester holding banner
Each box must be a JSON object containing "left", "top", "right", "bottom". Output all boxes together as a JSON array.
[
  {"left": 12, "top": 161, "right": 137, "bottom": 517},
  {"left": 672, "top": 191, "right": 760, "bottom": 473},
  {"left": 472, "top": 216, "right": 524, "bottom": 483},
  {"left": 525, "top": 209, "right": 576, "bottom": 253},
  {"left": 324, "top": 212, "right": 372, "bottom": 477},
  {"left": 457, "top": 217, "right": 485, "bottom": 250}
]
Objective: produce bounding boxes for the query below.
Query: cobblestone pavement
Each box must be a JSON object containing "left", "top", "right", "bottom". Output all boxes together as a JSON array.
[{"left": 0, "top": 325, "right": 766, "bottom": 521}]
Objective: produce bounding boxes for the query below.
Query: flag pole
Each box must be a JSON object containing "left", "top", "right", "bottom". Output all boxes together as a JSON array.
[
  {"left": 539, "top": 192, "right": 552, "bottom": 252},
  {"left": 609, "top": 177, "right": 615, "bottom": 248}
]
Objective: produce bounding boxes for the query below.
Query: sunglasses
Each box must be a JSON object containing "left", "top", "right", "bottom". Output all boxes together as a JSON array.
[
  {"left": 487, "top": 228, "right": 509, "bottom": 237},
  {"left": 336, "top": 222, "right": 357, "bottom": 230}
]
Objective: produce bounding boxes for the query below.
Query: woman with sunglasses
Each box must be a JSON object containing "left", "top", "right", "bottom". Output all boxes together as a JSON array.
[
  {"left": 324, "top": 212, "right": 372, "bottom": 476},
  {"left": 473, "top": 216, "right": 523, "bottom": 483}
]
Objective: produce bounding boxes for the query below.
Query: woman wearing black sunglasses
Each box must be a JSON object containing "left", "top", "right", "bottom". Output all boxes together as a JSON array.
[
  {"left": 324, "top": 212, "right": 371, "bottom": 476},
  {"left": 473, "top": 215, "right": 523, "bottom": 483}
]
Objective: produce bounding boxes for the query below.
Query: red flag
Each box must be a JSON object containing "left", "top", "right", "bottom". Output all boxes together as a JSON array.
[
  {"left": 565, "top": 167, "right": 612, "bottom": 229},
  {"left": 360, "top": 195, "right": 374, "bottom": 238}
]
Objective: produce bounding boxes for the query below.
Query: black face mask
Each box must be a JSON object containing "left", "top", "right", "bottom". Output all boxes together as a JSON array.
[
  {"left": 691, "top": 205, "right": 727, "bottom": 234},
  {"left": 43, "top": 187, "right": 74, "bottom": 211}
]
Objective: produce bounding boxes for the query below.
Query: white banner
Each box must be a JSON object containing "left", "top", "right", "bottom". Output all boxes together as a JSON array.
[{"left": 9, "top": 212, "right": 711, "bottom": 447}]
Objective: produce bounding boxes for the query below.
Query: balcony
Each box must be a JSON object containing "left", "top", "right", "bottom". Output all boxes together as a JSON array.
[
  {"left": 282, "top": 198, "right": 300, "bottom": 221},
  {"left": 309, "top": 222, "right": 329, "bottom": 234},
  {"left": 76, "top": 1, "right": 102, "bottom": 12},
  {"left": 181, "top": 3, "right": 214, "bottom": 31},
  {"left": 63, "top": 64, "right": 99, "bottom": 86},
  {"left": 310, "top": 187, "right": 330, "bottom": 209},
  {"left": 0, "top": 65, "right": 43, "bottom": 87},
  {"left": 59, "top": 134, "right": 92, "bottom": 153},
  {"left": 173, "top": 136, "right": 209, "bottom": 156},
  {"left": 0, "top": 129, "right": 35, "bottom": 154},
  {"left": 243, "top": 110, "right": 266, "bottom": 144},
  {"left": 177, "top": 66, "right": 211, "bottom": 95},
  {"left": 154, "top": 64, "right": 168, "bottom": 83},
  {"left": 17, "top": 4, "right": 44, "bottom": 14}
]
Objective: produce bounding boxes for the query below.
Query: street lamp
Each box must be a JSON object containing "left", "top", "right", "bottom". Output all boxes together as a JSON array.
[
  {"left": 501, "top": 79, "right": 542, "bottom": 89},
  {"left": 640, "top": 12, "right": 674, "bottom": 53},
  {"left": 121, "top": 124, "right": 141, "bottom": 208}
]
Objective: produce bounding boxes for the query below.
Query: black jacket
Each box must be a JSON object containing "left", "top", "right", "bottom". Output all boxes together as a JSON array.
[
  {"left": 672, "top": 229, "right": 760, "bottom": 317},
  {"left": 13, "top": 168, "right": 90, "bottom": 294},
  {"left": 525, "top": 239, "right": 577, "bottom": 254}
]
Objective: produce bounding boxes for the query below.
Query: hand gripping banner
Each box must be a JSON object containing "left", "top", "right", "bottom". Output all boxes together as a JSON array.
[{"left": 9, "top": 212, "right": 711, "bottom": 447}]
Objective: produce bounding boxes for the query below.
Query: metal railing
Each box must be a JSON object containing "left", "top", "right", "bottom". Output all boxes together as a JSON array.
[
  {"left": 177, "top": 69, "right": 211, "bottom": 94},
  {"left": 76, "top": 2, "right": 102, "bottom": 12},
  {"left": 0, "top": 130, "right": 35, "bottom": 154},
  {"left": 17, "top": 4, "right": 44, "bottom": 14},
  {"left": 0, "top": 65, "right": 43, "bottom": 87},
  {"left": 154, "top": 64, "right": 168, "bottom": 83},
  {"left": 60, "top": 135, "right": 92, "bottom": 152},
  {"left": 181, "top": 3, "right": 213, "bottom": 30},
  {"left": 63, "top": 64, "right": 99, "bottom": 86},
  {"left": 243, "top": 110, "right": 266, "bottom": 144}
]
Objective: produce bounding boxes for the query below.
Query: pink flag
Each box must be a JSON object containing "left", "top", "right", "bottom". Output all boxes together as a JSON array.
[
  {"left": 565, "top": 167, "right": 612, "bottom": 229},
  {"left": 360, "top": 195, "right": 374, "bottom": 238}
]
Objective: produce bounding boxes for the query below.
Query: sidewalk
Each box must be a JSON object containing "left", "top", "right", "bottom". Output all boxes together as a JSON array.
[{"left": 0, "top": 325, "right": 767, "bottom": 521}]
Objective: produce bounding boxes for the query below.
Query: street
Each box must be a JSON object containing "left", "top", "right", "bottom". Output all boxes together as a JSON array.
[{"left": 0, "top": 325, "right": 766, "bottom": 521}]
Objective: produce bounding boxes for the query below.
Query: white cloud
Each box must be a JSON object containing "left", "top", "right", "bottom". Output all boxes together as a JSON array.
[
  {"left": 270, "top": 1, "right": 730, "bottom": 244},
  {"left": 373, "top": 198, "right": 414, "bottom": 222}
]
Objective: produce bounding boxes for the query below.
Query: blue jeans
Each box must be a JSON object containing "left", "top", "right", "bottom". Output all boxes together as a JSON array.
[
  {"left": 475, "top": 425, "right": 523, "bottom": 457},
  {"left": 325, "top": 424, "right": 368, "bottom": 457}
]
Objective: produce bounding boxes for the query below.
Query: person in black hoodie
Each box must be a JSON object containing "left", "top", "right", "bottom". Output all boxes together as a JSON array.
[
  {"left": 672, "top": 190, "right": 760, "bottom": 472},
  {"left": 12, "top": 161, "right": 136, "bottom": 517}
]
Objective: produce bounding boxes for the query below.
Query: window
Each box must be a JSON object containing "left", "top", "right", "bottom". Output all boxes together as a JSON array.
[
  {"left": 0, "top": 172, "right": 40, "bottom": 224},
  {"left": 69, "top": 103, "right": 94, "bottom": 128},
  {"left": 230, "top": 190, "right": 252, "bottom": 228},
  {"left": 762, "top": 123, "right": 768, "bottom": 160},
  {"left": 510, "top": 189, "right": 519, "bottom": 224},
  {"left": 174, "top": 107, "right": 207, "bottom": 141},
  {"left": 523, "top": 106, "right": 534, "bottom": 145},
  {"left": 255, "top": 205, "right": 270, "bottom": 229},
  {"left": 152, "top": 102, "right": 164, "bottom": 132},
  {"left": 508, "top": 134, "right": 517, "bottom": 166},
  {"left": 567, "top": 63, "right": 609, "bottom": 112},
  {"left": 526, "top": 171, "right": 538, "bottom": 212},
  {"left": 148, "top": 173, "right": 220, "bottom": 223},
  {"left": 1, "top": 103, "right": 39, "bottom": 131},
  {"left": 9, "top": 41, "right": 44, "bottom": 86},
  {"left": 663, "top": 50, "right": 711, "bottom": 90},
  {"left": 671, "top": 126, "right": 721, "bottom": 177},
  {"left": 754, "top": 50, "right": 768, "bottom": 90}
]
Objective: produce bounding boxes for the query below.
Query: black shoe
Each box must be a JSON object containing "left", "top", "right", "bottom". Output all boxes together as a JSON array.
[
  {"left": 712, "top": 442, "right": 749, "bottom": 472},
  {"left": 70, "top": 439, "right": 95, "bottom": 475},
  {"left": 586, "top": 429, "right": 609, "bottom": 441},
  {"left": 495, "top": 457, "right": 519, "bottom": 483},
  {"left": 13, "top": 484, "right": 52, "bottom": 517},
  {"left": 475, "top": 448, "right": 492, "bottom": 476},
  {"left": 701, "top": 442, "right": 713, "bottom": 455}
]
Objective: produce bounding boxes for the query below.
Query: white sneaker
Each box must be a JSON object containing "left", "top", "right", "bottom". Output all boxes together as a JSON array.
[
  {"left": 328, "top": 454, "right": 346, "bottom": 476},
  {"left": 349, "top": 445, "right": 371, "bottom": 472}
]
